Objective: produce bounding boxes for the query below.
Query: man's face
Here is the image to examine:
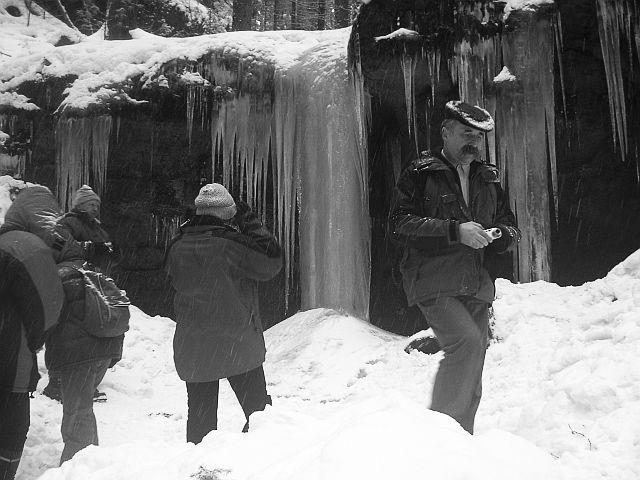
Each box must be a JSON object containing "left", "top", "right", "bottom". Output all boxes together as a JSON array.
[
  {"left": 442, "top": 120, "right": 484, "bottom": 165},
  {"left": 78, "top": 199, "right": 100, "bottom": 219}
]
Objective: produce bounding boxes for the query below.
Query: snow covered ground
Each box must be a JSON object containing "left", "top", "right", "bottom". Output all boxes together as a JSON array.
[{"left": 9, "top": 251, "right": 638, "bottom": 480}]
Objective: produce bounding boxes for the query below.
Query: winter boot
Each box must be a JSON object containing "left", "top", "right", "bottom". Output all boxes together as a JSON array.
[
  {"left": 404, "top": 335, "right": 441, "bottom": 355},
  {"left": 93, "top": 389, "right": 107, "bottom": 403}
]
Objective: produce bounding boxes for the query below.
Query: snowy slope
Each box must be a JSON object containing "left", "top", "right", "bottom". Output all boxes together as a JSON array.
[
  {"left": 12, "top": 250, "right": 639, "bottom": 480},
  {"left": 0, "top": 0, "right": 82, "bottom": 61}
]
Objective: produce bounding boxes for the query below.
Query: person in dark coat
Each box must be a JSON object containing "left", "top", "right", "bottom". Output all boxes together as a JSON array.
[
  {"left": 389, "top": 101, "right": 521, "bottom": 434},
  {"left": 57, "top": 185, "right": 115, "bottom": 272},
  {"left": 0, "top": 230, "right": 63, "bottom": 480},
  {"left": 44, "top": 185, "right": 115, "bottom": 403},
  {"left": 166, "top": 183, "right": 282, "bottom": 444},
  {"left": 44, "top": 263, "right": 124, "bottom": 464}
]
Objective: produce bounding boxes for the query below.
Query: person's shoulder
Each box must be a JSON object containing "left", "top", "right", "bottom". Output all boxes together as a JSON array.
[
  {"left": 407, "top": 150, "right": 449, "bottom": 173},
  {"left": 58, "top": 211, "right": 81, "bottom": 225},
  {"left": 475, "top": 162, "right": 501, "bottom": 182}
]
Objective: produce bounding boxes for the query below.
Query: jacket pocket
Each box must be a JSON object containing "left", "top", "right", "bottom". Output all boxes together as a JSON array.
[{"left": 440, "top": 193, "right": 460, "bottom": 219}]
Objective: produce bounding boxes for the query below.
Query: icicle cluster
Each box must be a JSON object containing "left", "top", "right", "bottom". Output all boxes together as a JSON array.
[
  {"left": 149, "top": 212, "right": 182, "bottom": 251},
  {"left": 55, "top": 116, "right": 112, "bottom": 210},
  {"left": 448, "top": 7, "right": 559, "bottom": 282},
  {"left": 596, "top": 0, "right": 639, "bottom": 164},
  {"left": 182, "top": 35, "right": 371, "bottom": 318}
]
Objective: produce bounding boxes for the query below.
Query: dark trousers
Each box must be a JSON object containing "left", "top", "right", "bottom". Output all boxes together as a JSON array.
[
  {"left": 186, "top": 365, "right": 270, "bottom": 444},
  {"left": 58, "top": 359, "right": 110, "bottom": 464},
  {"left": 0, "top": 392, "right": 29, "bottom": 480},
  {"left": 418, "top": 296, "right": 489, "bottom": 434}
]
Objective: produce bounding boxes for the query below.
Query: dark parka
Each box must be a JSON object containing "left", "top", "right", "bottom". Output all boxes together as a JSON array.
[
  {"left": 0, "top": 231, "right": 63, "bottom": 393},
  {"left": 44, "top": 264, "right": 124, "bottom": 372},
  {"left": 390, "top": 151, "right": 521, "bottom": 306},
  {"left": 166, "top": 210, "right": 282, "bottom": 382}
]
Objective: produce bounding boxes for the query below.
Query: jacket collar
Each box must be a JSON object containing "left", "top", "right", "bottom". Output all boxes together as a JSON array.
[
  {"left": 179, "top": 215, "right": 238, "bottom": 234},
  {"left": 417, "top": 150, "right": 497, "bottom": 180}
]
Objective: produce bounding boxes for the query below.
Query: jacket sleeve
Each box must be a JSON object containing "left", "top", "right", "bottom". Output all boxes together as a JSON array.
[
  {"left": 389, "top": 167, "right": 460, "bottom": 251},
  {"left": 226, "top": 210, "right": 283, "bottom": 281},
  {"left": 489, "top": 183, "right": 521, "bottom": 254}
]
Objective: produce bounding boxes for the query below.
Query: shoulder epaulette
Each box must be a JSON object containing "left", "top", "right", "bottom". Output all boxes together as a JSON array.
[{"left": 410, "top": 151, "right": 448, "bottom": 172}]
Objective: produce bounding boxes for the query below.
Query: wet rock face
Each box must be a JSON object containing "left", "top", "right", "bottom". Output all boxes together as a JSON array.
[{"left": 553, "top": 0, "right": 640, "bottom": 285}]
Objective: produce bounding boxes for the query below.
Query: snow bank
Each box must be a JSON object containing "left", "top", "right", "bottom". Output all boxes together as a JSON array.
[
  {"left": 17, "top": 250, "right": 640, "bottom": 480},
  {"left": 27, "top": 309, "right": 560, "bottom": 480},
  {"left": 504, "top": 0, "right": 555, "bottom": 18},
  {"left": 485, "top": 253, "right": 640, "bottom": 480},
  {"left": 0, "top": 25, "right": 343, "bottom": 113}
]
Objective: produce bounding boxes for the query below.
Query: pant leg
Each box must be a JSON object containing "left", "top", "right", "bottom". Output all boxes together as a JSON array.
[
  {"left": 227, "top": 365, "right": 270, "bottom": 433},
  {"left": 59, "top": 359, "right": 110, "bottom": 464},
  {"left": 459, "top": 297, "right": 489, "bottom": 432},
  {"left": 0, "top": 392, "right": 29, "bottom": 480},
  {"left": 186, "top": 381, "right": 219, "bottom": 444},
  {"left": 418, "top": 296, "right": 489, "bottom": 434}
]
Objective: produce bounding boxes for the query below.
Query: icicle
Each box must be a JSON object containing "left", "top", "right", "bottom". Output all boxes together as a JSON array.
[
  {"left": 451, "top": 37, "right": 500, "bottom": 165},
  {"left": 186, "top": 85, "right": 196, "bottom": 150},
  {"left": 554, "top": 11, "right": 568, "bottom": 123},
  {"left": 495, "top": 7, "right": 557, "bottom": 282},
  {"left": 55, "top": 115, "right": 112, "bottom": 209},
  {"left": 400, "top": 49, "right": 418, "bottom": 152},
  {"left": 596, "top": 0, "right": 628, "bottom": 161},
  {"left": 292, "top": 38, "right": 371, "bottom": 319},
  {"left": 204, "top": 34, "right": 370, "bottom": 319}
]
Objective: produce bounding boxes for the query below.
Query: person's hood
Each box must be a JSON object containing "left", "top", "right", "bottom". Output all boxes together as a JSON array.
[
  {"left": 0, "top": 186, "right": 84, "bottom": 262},
  {"left": 0, "top": 186, "right": 62, "bottom": 237}
]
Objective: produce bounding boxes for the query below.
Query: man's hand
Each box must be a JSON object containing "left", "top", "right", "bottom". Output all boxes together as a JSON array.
[{"left": 459, "top": 222, "right": 494, "bottom": 249}]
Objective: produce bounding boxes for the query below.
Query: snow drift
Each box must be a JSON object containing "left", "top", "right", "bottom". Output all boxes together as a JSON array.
[{"left": 9, "top": 248, "right": 638, "bottom": 480}]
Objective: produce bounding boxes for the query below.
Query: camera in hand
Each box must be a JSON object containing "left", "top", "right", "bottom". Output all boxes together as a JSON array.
[{"left": 484, "top": 228, "right": 502, "bottom": 240}]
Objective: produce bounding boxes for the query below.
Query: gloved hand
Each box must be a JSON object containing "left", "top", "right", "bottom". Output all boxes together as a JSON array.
[
  {"left": 233, "top": 200, "right": 259, "bottom": 233},
  {"left": 81, "top": 241, "right": 114, "bottom": 258}
]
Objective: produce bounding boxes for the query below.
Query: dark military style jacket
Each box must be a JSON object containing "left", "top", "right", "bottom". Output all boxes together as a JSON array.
[{"left": 390, "top": 150, "right": 520, "bottom": 305}]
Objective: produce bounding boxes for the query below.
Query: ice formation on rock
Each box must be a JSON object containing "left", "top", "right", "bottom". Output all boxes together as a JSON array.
[
  {"left": 56, "top": 116, "right": 112, "bottom": 209},
  {"left": 596, "top": 0, "right": 639, "bottom": 166}
]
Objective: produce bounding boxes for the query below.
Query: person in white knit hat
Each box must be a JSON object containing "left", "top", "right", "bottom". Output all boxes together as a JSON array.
[
  {"left": 193, "top": 183, "right": 237, "bottom": 220},
  {"left": 166, "top": 183, "right": 282, "bottom": 444}
]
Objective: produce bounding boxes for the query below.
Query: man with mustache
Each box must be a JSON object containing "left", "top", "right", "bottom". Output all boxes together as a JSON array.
[{"left": 390, "top": 101, "right": 521, "bottom": 433}]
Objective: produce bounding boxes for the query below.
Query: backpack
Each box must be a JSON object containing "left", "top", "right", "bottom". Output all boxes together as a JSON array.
[{"left": 77, "top": 267, "right": 130, "bottom": 337}]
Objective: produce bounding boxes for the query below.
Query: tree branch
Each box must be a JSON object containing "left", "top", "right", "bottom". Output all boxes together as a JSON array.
[{"left": 53, "top": 0, "right": 81, "bottom": 32}]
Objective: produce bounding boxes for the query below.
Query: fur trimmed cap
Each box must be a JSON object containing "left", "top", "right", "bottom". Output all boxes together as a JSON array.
[
  {"left": 444, "top": 101, "right": 494, "bottom": 132},
  {"left": 72, "top": 185, "right": 100, "bottom": 209},
  {"left": 194, "top": 183, "right": 237, "bottom": 220}
]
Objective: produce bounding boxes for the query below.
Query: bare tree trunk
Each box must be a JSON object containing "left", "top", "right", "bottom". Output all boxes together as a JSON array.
[
  {"left": 54, "top": 0, "right": 80, "bottom": 31},
  {"left": 232, "top": 0, "right": 253, "bottom": 30},
  {"left": 105, "top": 0, "right": 134, "bottom": 40},
  {"left": 290, "top": 0, "right": 299, "bottom": 29},
  {"left": 317, "top": 0, "right": 326, "bottom": 30},
  {"left": 334, "top": 0, "right": 350, "bottom": 27},
  {"left": 274, "top": 0, "right": 290, "bottom": 29}
]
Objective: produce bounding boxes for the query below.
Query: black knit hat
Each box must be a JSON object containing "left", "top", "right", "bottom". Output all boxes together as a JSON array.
[{"left": 443, "top": 101, "right": 494, "bottom": 132}]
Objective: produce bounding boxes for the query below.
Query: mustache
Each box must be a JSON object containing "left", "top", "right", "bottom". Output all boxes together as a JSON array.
[{"left": 461, "top": 144, "right": 480, "bottom": 155}]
